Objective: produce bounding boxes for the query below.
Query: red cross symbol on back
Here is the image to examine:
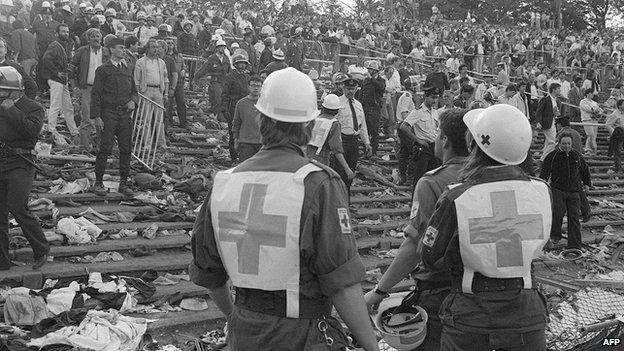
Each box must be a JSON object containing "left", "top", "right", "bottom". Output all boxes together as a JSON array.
[
  {"left": 218, "top": 183, "right": 288, "bottom": 275},
  {"left": 468, "top": 190, "right": 543, "bottom": 267}
]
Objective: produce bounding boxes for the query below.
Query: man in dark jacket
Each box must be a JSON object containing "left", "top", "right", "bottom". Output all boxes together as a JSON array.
[
  {"left": 41, "top": 23, "right": 77, "bottom": 140},
  {"left": 239, "top": 31, "right": 258, "bottom": 74},
  {"left": 540, "top": 131, "right": 591, "bottom": 249},
  {"left": 177, "top": 20, "right": 197, "bottom": 88},
  {"left": 221, "top": 54, "right": 250, "bottom": 162},
  {"left": 194, "top": 40, "right": 230, "bottom": 116},
  {"left": 259, "top": 37, "right": 273, "bottom": 70},
  {"left": 359, "top": 60, "right": 385, "bottom": 156},
  {"left": 286, "top": 31, "right": 305, "bottom": 71},
  {"left": 424, "top": 59, "right": 450, "bottom": 96},
  {"left": 0, "top": 66, "right": 49, "bottom": 271},
  {"left": 31, "top": 5, "right": 60, "bottom": 93}
]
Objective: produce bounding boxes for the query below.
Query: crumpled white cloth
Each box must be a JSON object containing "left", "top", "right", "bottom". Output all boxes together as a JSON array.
[
  {"left": 27, "top": 309, "right": 148, "bottom": 351},
  {"left": 46, "top": 281, "right": 81, "bottom": 316}
]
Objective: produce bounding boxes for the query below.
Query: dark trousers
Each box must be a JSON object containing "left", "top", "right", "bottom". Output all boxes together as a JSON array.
[
  {"left": 332, "top": 134, "right": 358, "bottom": 193},
  {"left": 226, "top": 108, "right": 238, "bottom": 162},
  {"left": 440, "top": 324, "right": 546, "bottom": 351},
  {"left": 410, "top": 142, "right": 442, "bottom": 190},
  {"left": 413, "top": 286, "right": 450, "bottom": 351},
  {"left": 187, "top": 61, "right": 196, "bottom": 90},
  {"left": 519, "top": 151, "right": 534, "bottom": 176},
  {"left": 580, "top": 190, "right": 590, "bottom": 220},
  {"left": 167, "top": 83, "right": 187, "bottom": 128},
  {"left": 396, "top": 127, "right": 411, "bottom": 183},
  {"left": 364, "top": 109, "right": 380, "bottom": 154},
  {"left": 238, "top": 143, "right": 262, "bottom": 162},
  {"left": 208, "top": 81, "right": 223, "bottom": 115},
  {"left": 614, "top": 138, "right": 623, "bottom": 172},
  {"left": 551, "top": 187, "right": 582, "bottom": 249},
  {"left": 0, "top": 161, "right": 49, "bottom": 268},
  {"left": 95, "top": 110, "right": 132, "bottom": 182}
]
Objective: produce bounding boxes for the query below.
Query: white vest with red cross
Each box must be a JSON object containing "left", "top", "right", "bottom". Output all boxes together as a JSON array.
[
  {"left": 210, "top": 163, "right": 323, "bottom": 318},
  {"left": 308, "top": 118, "right": 336, "bottom": 155},
  {"left": 454, "top": 179, "right": 551, "bottom": 294}
]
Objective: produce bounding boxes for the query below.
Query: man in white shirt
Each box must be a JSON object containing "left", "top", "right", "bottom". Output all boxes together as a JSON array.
[
  {"left": 71, "top": 28, "right": 106, "bottom": 149},
  {"left": 579, "top": 88, "right": 604, "bottom": 155}
]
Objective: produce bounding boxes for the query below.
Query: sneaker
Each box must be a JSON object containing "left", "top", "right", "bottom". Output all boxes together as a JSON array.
[
  {"left": 93, "top": 182, "right": 107, "bottom": 196},
  {"left": 118, "top": 182, "right": 134, "bottom": 196}
]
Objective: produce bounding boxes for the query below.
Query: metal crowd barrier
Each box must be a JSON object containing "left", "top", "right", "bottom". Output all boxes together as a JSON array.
[{"left": 132, "top": 93, "right": 164, "bottom": 170}]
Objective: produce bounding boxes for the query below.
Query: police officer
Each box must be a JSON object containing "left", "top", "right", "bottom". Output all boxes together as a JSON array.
[
  {"left": 264, "top": 48, "right": 288, "bottom": 74},
  {"left": 91, "top": 37, "right": 137, "bottom": 197},
  {"left": 189, "top": 68, "right": 378, "bottom": 351},
  {"left": 365, "top": 108, "right": 470, "bottom": 350},
  {"left": 222, "top": 54, "right": 250, "bottom": 162},
  {"left": 421, "top": 104, "right": 550, "bottom": 350},
  {"left": 194, "top": 39, "right": 230, "bottom": 117},
  {"left": 308, "top": 94, "right": 353, "bottom": 178},
  {"left": 0, "top": 67, "right": 49, "bottom": 270},
  {"left": 334, "top": 76, "right": 372, "bottom": 192},
  {"left": 400, "top": 86, "right": 442, "bottom": 187}
]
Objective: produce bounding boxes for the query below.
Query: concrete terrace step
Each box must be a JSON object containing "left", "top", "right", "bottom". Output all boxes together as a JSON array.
[
  {"left": 10, "top": 221, "right": 195, "bottom": 236},
  {"left": 33, "top": 204, "right": 157, "bottom": 218}
]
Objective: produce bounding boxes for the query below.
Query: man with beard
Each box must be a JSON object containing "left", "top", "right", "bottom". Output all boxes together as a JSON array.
[{"left": 41, "top": 23, "right": 77, "bottom": 141}]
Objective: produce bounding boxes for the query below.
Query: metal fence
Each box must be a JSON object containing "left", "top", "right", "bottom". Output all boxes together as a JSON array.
[{"left": 132, "top": 93, "right": 165, "bottom": 170}]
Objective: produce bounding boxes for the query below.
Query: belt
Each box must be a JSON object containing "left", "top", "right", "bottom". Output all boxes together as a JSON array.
[
  {"left": 234, "top": 287, "right": 332, "bottom": 319},
  {"left": 104, "top": 105, "right": 129, "bottom": 112},
  {"left": 451, "top": 273, "right": 529, "bottom": 293},
  {"left": 147, "top": 84, "right": 160, "bottom": 88},
  {"left": 415, "top": 279, "right": 451, "bottom": 292},
  {"left": 341, "top": 133, "right": 358, "bottom": 138}
]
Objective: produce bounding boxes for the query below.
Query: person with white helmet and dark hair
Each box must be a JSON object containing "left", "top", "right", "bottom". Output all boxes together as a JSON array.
[
  {"left": 189, "top": 67, "right": 379, "bottom": 351},
  {"left": 0, "top": 66, "right": 50, "bottom": 271},
  {"left": 221, "top": 53, "right": 250, "bottom": 162},
  {"left": 194, "top": 38, "right": 230, "bottom": 116},
  {"left": 307, "top": 94, "right": 352, "bottom": 177},
  {"left": 419, "top": 104, "right": 551, "bottom": 350},
  {"left": 265, "top": 48, "right": 287, "bottom": 75}
]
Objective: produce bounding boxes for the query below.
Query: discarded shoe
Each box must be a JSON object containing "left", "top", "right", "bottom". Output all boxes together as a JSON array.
[
  {"left": 32, "top": 254, "right": 48, "bottom": 270},
  {"left": 118, "top": 182, "right": 134, "bottom": 196},
  {"left": 92, "top": 182, "right": 107, "bottom": 196}
]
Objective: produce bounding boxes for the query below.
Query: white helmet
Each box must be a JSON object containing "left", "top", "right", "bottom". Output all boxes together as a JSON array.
[
  {"left": 322, "top": 94, "right": 341, "bottom": 110},
  {"left": 255, "top": 67, "right": 319, "bottom": 123},
  {"left": 104, "top": 8, "right": 116, "bottom": 17},
  {"left": 215, "top": 39, "right": 226, "bottom": 47},
  {"left": 215, "top": 28, "right": 226, "bottom": 36},
  {"left": 373, "top": 292, "right": 428, "bottom": 351},
  {"left": 212, "top": 34, "right": 222, "bottom": 41},
  {"left": 41, "top": 0, "right": 51, "bottom": 8},
  {"left": 464, "top": 104, "right": 532, "bottom": 165}
]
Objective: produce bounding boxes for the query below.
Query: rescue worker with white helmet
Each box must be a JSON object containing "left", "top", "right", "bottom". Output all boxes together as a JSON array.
[
  {"left": 189, "top": 67, "right": 379, "bottom": 351},
  {"left": 365, "top": 108, "right": 471, "bottom": 350},
  {"left": 307, "top": 94, "right": 353, "bottom": 180},
  {"left": 221, "top": 53, "right": 250, "bottom": 162},
  {"left": 420, "top": 104, "right": 551, "bottom": 350},
  {"left": 0, "top": 66, "right": 49, "bottom": 271}
]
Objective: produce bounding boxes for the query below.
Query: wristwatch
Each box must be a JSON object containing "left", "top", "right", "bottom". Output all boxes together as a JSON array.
[{"left": 374, "top": 286, "right": 390, "bottom": 297}]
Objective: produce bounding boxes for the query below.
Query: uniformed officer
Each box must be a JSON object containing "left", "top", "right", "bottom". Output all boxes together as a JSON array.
[
  {"left": 365, "top": 108, "right": 470, "bottom": 350},
  {"left": 193, "top": 39, "right": 230, "bottom": 117},
  {"left": 0, "top": 67, "right": 49, "bottom": 270},
  {"left": 222, "top": 54, "right": 250, "bottom": 162},
  {"left": 189, "top": 68, "right": 378, "bottom": 351},
  {"left": 334, "top": 76, "right": 372, "bottom": 192},
  {"left": 360, "top": 60, "right": 386, "bottom": 157},
  {"left": 308, "top": 94, "right": 353, "bottom": 179},
  {"left": 91, "top": 37, "right": 138, "bottom": 196},
  {"left": 400, "top": 86, "right": 443, "bottom": 187},
  {"left": 420, "top": 104, "right": 551, "bottom": 350}
]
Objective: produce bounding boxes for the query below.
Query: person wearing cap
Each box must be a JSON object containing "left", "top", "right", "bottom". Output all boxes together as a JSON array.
[
  {"left": 189, "top": 67, "right": 379, "bottom": 351},
  {"left": 41, "top": 23, "right": 78, "bottom": 141},
  {"left": 540, "top": 130, "right": 591, "bottom": 250},
  {"left": 72, "top": 4, "right": 92, "bottom": 46},
  {"left": 151, "top": 23, "right": 170, "bottom": 41},
  {"left": 401, "top": 86, "right": 442, "bottom": 187},
  {"left": 360, "top": 60, "right": 385, "bottom": 156},
  {"left": 135, "top": 14, "right": 158, "bottom": 47},
  {"left": 194, "top": 39, "right": 230, "bottom": 118},
  {"left": 285, "top": 30, "right": 304, "bottom": 71},
  {"left": 31, "top": 2, "right": 60, "bottom": 91},
  {"left": 221, "top": 53, "right": 250, "bottom": 162},
  {"left": 536, "top": 82, "right": 563, "bottom": 162},
  {"left": 177, "top": 19, "right": 197, "bottom": 86},
  {"left": 70, "top": 27, "right": 108, "bottom": 150},
  {"left": 240, "top": 31, "right": 258, "bottom": 74},
  {"left": 335, "top": 76, "right": 372, "bottom": 192},
  {"left": 366, "top": 108, "right": 470, "bottom": 350},
  {"left": 264, "top": 48, "right": 287, "bottom": 75},
  {"left": 91, "top": 36, "right": 138, "bottom": 197},
  {"left": 9, "top": 20, "right": 38, "bottom": 80},
  {"left": 134, "top": 38, "right": 169, "bottom": 148},
  {"left": 53, "top": 2, "right": 74, "bottom": 28},
  {"left": 258, "top": 37, "right": 273, "bottom": 71},
  {"left": 308, "top": 94, "right": 351, "bottom": 176},
  {"left": 0, "top": 66, "right": 50, "bottom": 271},
  {"left": 232, "top": 76, "right": 262, "bottom": 161},
  {"left": 420, "top": 104, "right": 551, "bottom": 350}
]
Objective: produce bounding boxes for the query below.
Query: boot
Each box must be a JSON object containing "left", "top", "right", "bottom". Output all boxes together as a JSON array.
[
  {"left": 93, "top": 182, "right": 107, "bottom": 196},
  {"left": 118, "top": 180, "right": 134, "bottom": 196}
]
